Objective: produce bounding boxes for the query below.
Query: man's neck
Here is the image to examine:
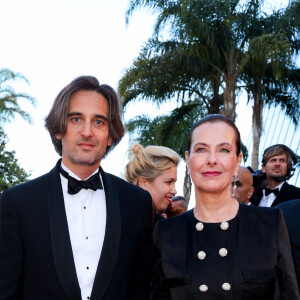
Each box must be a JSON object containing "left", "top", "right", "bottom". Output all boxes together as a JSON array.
[
  {"left": 267, "top": 177, "right": 284, "bottom": 190},
  {"left": 61, "top": 161, "right": 100, "bottom": 180}
]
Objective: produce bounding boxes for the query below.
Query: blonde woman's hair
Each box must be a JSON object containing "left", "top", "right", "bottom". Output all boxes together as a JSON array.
[{"left": 125, "top": 143, "right": 180, "bottom": 185}]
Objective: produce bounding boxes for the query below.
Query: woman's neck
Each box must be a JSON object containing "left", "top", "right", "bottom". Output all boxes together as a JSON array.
[{"left": 193, "top": 191, "right": 239, "bottom": 223}]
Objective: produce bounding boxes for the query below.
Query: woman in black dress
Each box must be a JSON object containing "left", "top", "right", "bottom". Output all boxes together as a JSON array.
[{"left": 151, "top": 114, "right": 299, "bottom": 299}]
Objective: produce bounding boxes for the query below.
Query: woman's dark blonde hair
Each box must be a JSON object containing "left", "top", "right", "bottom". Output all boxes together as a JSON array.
[{"left": 126, "top": 143, "right": 180, "bottom": 185}]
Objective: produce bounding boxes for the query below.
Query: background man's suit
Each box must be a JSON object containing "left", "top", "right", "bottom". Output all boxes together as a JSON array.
[
  {"left": 277, "top": 199, "right": 300, "bottom": 290},
  {"left": 250, "top": 181, "right": 300, "bottom": 207},
  {"left": 0, "top": 160, "right": 154, "bottom": 300}
]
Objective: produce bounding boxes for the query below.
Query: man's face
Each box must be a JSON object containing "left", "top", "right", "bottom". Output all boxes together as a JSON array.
[
  {"left": 262, "top": 154, "right": 288, "bottom": 181},
  {"left": 56, "top": 91, "right": 112, "bottom": 172},
  {"left": 171, "top": 200, "right": 188, "bottom": 213},
  {"left": 235, "top": 167, "right": 254, "bottom": 204}
]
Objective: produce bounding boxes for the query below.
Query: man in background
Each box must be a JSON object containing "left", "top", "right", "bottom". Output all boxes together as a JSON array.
[
  {"left": 171, "top": 195, "right": 188, "bottom": 213},
  {"left": 250, "top": 144, "right": 300, "bottom": 207},
  {"left": 235, "top": 166, "right": 254, "bottom": 205}
]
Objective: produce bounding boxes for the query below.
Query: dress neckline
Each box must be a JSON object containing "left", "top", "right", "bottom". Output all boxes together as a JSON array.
[{"left": 190, "top": 203, "right": 241, "bottom": 225}]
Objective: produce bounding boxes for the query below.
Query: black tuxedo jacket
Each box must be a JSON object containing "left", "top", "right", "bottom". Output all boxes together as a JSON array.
[
  {"left": 277, "top": 199, "right": 300, "bottom": 290},
  {"left": 250, "top": 181, "right": 300, "bottom": 207},
  {"left": 0, "top": 160, "right": 154, "bottom": 300},
  {"left": 151, "top": 204, "right": 300, "bottom": 300}
]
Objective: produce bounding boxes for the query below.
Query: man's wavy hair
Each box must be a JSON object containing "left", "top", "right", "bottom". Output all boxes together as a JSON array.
[{"left": 45, "top": 76, "right": 124, "bottom": 157}]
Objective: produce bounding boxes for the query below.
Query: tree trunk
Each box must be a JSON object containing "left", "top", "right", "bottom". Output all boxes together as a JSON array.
[
  {"left": 183, "top": 165, "right": 191, "bottom": 203},
  {"left": 251, "top": 82, "right": 264, "bottom": 170}
]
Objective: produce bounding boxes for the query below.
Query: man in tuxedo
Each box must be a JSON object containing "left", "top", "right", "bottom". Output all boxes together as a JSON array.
[
  {"left": 0, "top": 76, "right": 154, "bottom": 300},
  {"left": 250, "top": 144, "right": 300, "bottom": 207},
  {"left": 277, "top": 199, "right": 300, "bottom": 289},
  {"left": 235, "top": 166, "right": 254, "bottom": 205}
]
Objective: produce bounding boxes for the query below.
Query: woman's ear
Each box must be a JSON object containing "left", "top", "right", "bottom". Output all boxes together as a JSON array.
[
  {"left": 185, "top": 151, "right": 190, "bottom": 173},
  {"left": 235, "top": 153, "right": 243, "bottom": 174},
  {"left": 137, "top": 177, "right": 149, "bottom": 190}
]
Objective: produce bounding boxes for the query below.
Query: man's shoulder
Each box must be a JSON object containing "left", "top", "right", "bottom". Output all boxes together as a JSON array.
[
  {"left": 1, "top": 163, "right": 59, "bottom": 199},
  {"left": 277, "top": 198, "right": 300, "bottom": 212},
  {"left": 283, "top": 182, "right": 300, "bottom": 192}
]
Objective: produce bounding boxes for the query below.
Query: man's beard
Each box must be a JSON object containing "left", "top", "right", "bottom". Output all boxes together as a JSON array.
[{"left": 62, "top": 140, "right": 103, "bottom": 166}]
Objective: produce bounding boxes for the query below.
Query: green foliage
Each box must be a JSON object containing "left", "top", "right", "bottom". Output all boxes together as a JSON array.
[
  {"left": 126, "top": 99, "right": 206, "bottom": 158},
  {"left": 0, "top": 127, "right": 31, "bottom": 192},
  {"left": 121, "top": 0, "right": 300, "bottom": 171},
  {"left": 0, "top": 68, "right": 36, "bottom": 126},
  {"left": 0, "top": 68, "right": 36, "bottom": 191}
]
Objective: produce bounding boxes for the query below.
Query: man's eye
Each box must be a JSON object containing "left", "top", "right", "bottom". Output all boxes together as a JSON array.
[
  {"left": 72, "top": 117, "right": 80, "bottom": 122},
  {"left": 220, "top": 148, "right": 230, "bottom": 153},
  {"left": 95, "top": 119, "right": 104, "bottom": 125}
]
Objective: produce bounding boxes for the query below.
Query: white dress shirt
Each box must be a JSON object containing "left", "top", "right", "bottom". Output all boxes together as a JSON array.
[
  {"left": 259, "top": 182, "right": 284, "bottom": 207},
  {"left": 60, "top": 162, "right": 107, "bottom": 300}
]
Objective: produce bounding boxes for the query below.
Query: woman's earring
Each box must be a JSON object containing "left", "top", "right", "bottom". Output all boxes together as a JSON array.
[{"left": 232, "top": 173, "right": 237, "bottom": 199}]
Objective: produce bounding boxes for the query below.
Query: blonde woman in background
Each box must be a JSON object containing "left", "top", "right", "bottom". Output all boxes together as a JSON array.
[{"left": 126, "top": 143, "right": 180, "bottom": 222}]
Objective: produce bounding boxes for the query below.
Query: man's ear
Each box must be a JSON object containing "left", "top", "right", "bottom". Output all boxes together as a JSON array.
[
  {"left": 262, "top": 165, "right": 266, "bottom": 173},
  {"left": 248, "top": 186, "right": 255, "bottom": 199},
  {"left": 107, "top": 136, "right": 113, "bottom": 147},
  {"left": 55, "top": 133, "right": 62, "bottom": 140}
]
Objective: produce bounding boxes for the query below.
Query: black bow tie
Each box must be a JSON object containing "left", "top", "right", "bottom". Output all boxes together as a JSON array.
[
  {"left": 60, "top": 166, "right": 103, "bottom": 195},
  {"left": 264, "top": 187, "right": 279, "bottom": 196}
]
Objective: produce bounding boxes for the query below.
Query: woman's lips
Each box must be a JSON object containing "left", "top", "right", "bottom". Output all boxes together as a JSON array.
[
  {"left": 166, "top": 197, "right": 172, "bottom": 203},
  {"left": 202, "top": 171, "right": 221, "bottom": 176}
]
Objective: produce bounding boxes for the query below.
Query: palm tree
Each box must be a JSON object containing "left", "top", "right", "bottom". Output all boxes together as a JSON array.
[
  {"left": 0, "top": 68, "right": 36, "bottom": 190},
  {"left": 121, "top": 0, "right": 300, "bottom": 176},
  {"left": 0, "top": 68, "right": 36, "bottom": 125},
  {"left": 240, "top": 1, "right": 300, "bottom": 169}
]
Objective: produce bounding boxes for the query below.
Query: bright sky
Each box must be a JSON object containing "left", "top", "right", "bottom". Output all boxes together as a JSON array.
[
  {"left": 0, "top": 0, "right": 297, "bottom": 204},
  {"left": 0, "top": 0, "right": 158, "bottom": 175}
]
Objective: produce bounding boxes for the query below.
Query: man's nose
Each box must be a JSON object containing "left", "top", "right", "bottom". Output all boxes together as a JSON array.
[{"left": 81, "top": 122, "right": 93, "bottom": 137}]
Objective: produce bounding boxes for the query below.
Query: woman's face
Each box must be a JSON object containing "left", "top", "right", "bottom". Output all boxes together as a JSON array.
[
  {"left": 185, "top": 121, "right": 242, "bottom": 195},
  {"left": 139, "top": 166, "right": 177, "bottom": 212}
]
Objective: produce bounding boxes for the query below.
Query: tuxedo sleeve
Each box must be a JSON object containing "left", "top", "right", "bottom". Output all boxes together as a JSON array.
[
  {"left": 0, "top": 190, "right": 23, "bottom": 299},
  {"left": 131, "top": 192, "right": 155, "bottom": 300},
  {"left": 150, "top": 222, "right": 171, "bottom": 300},
  {"left": 275, "top": 208, "right": 300, "bottom": 299}
]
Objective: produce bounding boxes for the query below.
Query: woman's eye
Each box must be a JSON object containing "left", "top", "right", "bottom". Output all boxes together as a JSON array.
[
  {"left": 195, "top": 147, "right": 205, "bottom": 153},
  {"left": 220, "top": 148, "right": 230, "bottom": 153}
]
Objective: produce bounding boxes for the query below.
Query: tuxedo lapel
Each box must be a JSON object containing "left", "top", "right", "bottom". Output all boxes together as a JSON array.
[
  {"left": 90, "top": 168, "right": 121, "bottom": 300},
  {"left": 271, "top": 182, "right": 288, "bottom": 207},
  {"left": 47, "top": 161, "right": 81, "bottom": 300}
]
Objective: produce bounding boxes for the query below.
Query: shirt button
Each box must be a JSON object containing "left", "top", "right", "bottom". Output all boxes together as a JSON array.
[
  {"left": 196, "top": 222, "right": 204, "bottom": 231},
  {"left": 219, "top": 248, "right": 228, "bottom": 257},
  {"left": 220, "top": 221, "right": 229, "bottom": 230},
  {"left": 84, "top": 206, "right": 86, "bottom": 210},
  {"left": 197, "top": 251, "right": 206, "bottom": 260},
  {"left": 86, "top": 266, "right": 89, "bottom": 270},
  {"left": 199, "top": 284, "right": 208, "bottom": 292},
  {"left": 222, "top": 282, "right": 231, "bottom": 291},
  {"left": 86, "top": 236, "right": 88, "bottom": 240}
]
